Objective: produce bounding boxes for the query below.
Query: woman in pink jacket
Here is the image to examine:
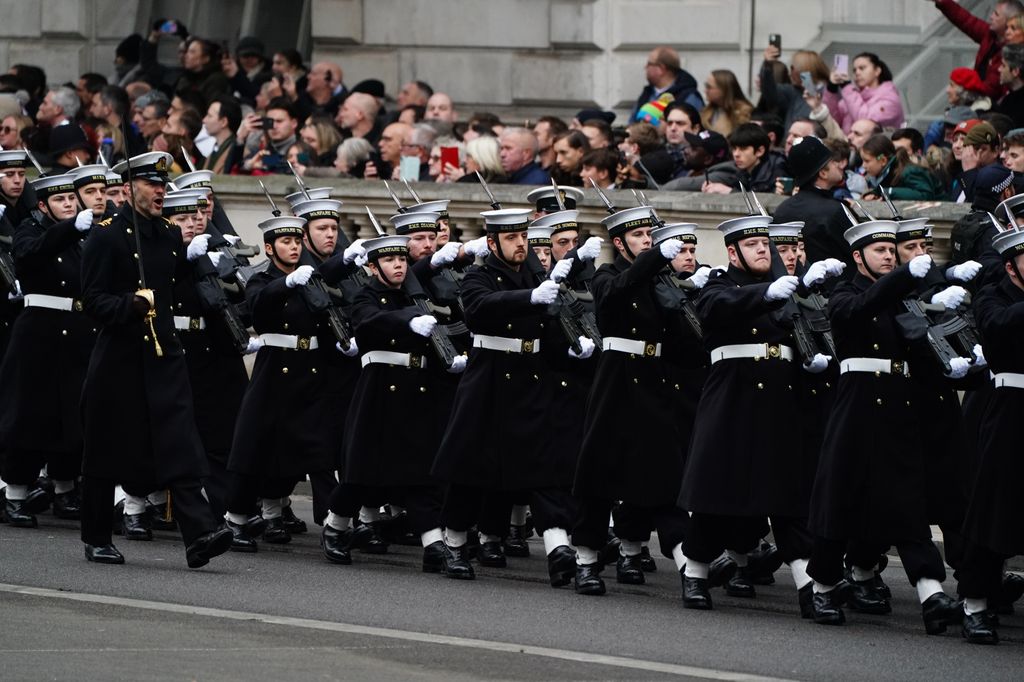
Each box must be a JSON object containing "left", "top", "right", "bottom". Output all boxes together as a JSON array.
[{"left": 823, "top": 52, "right": 905, "bottom": 134}]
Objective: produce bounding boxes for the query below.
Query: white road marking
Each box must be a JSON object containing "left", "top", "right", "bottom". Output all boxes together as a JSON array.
[{"left": 0, "top": 583, "right": 793, "bottom": 681}]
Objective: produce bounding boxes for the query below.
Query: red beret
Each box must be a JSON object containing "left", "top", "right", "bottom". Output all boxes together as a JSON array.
[{"left": 949, "top": 67, "right": 985, "bottom": 92}]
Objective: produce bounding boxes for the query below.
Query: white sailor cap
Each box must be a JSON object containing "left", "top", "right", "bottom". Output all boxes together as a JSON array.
[
  {"left": 162, "top": 191, "right": 202, "bottom": 216},
  {"left": 717, "top": 215, "right": 771, "bottom": 245},
  {"left": 292, "top": 198, "right": 342, "bottom": 222},
  {"left": 406, "top": 200, "right": 450, "bottom": 220},
  {"left": 104, "top": 169, "right": 123, "bottom": 186},
  {"left": 70, "top": 164, "right": 109, "bottom": 189},
  {"left": 601, "top": 206, "right": 656, "bottom": 238},
  {"left": 285, "top": 187, "right": 332, "bottom": 208},
  {"left": 993, "top": 228, "right": 1024, "bottom": 260},
  {"left": 259, "top": 216, "right": 306, "bottom": 242},
  {"left": 31, "top": 174, "right": 76, "bottom": 199},
  {"left": 174, "top": 170, "right": 214, "bottom": 190},
  {"left": 844, "top": 220, "right": 899, "bottom": 250},
  {"left": 529, "top": 209, "right": 579, "bottom": 235},
  {"left": 481, "top": 208, "right": 532, "bottom": 233},
  {"left": 652, "top": 222, "right": 698, "bottom": 245},
  {"left": 0, "top": 149, "right": 28, "bottom": 169},
  {"left": 997, "top": 194, "right": 1024, "bottom": 223},
  {"left": 390, "top": 211, "right": 441, "bottom": 234},
  {"left": 527, "top": 225, "right": 552, "bottom": 246},
  {"left": 526, "top": 186, "right": 585, "bottom": 213},
  {"left": 768, "top": 222, "right": 803, "bottom": 245},
  {"left": 363, "top": 234, "right": 411, "bottom": 259},
  {"left": 895, "top": 218, "right": 930, "bottom": 243}
]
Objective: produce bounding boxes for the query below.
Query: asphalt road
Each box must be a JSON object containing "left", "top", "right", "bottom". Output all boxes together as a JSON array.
[{"left": 1, "top": 496, "right": 1021, "bottom": 681}]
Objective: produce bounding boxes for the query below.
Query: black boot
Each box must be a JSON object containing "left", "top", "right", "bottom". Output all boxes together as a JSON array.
[
  {"left": 812, "top": 586, "right": 847, "bottom": 625},
  {"left": 848, "top": 579, "right": 891, "bottom": 615},
  {"left": 243, "top": 514, "right": 267, "bottom": 538},
  {"left": 263, "top": 516, "right": 292, "bottom": 544},
  {"left": 922, "top": 592, "right": 963, "bottom": 635},
  {"left": 121, "top": 513, "right": 152, "bottom": 541},
  {"left": 281, "top": 504, "right": 307, "bottom": 535},
  {"left": 598, "top": 533, "right": 620, "bottom": 567},
  {"left": 747, "top": 542, "right": 782, "bottom": 585},
  {"left": 186, "top": 527, "right": 233, "bottom": 569},
  {"left": 639, "top": 545, "right": 657, "bottom": 572},
  {"left": 798, "top": 583, "right": 814, "bottom": 619},
  {"left": 321, "top": 525, "right": 354, "bottom": 564},
  {"left": 422, "top": 540, "right": 445, "bottom": 573},
  {"left": 725, "top": 566, "right": 757, "bottom": 598},
  {"left": 23, "top": 486, "right": 52, "bottom": 514},
  {"left": 962, "top": 610, "right": 999, "bottom": 644},
  {"left": 4, "top": 498, "right": 38, "bottom": 528},
  {"left": 574, "top": 563, "right": 606, "bottom": 596},
  {"left": 84, "top": 543, "right": 125, "bottom": 564},
  {"left": 477, "top": 540, "right": 507, "bottom": 568},
  {"left": 681, "top": 573, "right": 713, "bottom": 610},
  {"left": 352, "top": 521, "right": 388, "bottom": 554},
  {"left": 547, "top": 545, "right": 576, "bottom": 587},
  {"left": 503, "top": 525, "right": 531, "bottom": 557},
  {"left": 226, "top": 519, "right": 258, "bottom": 553},
  {"left": 708, "top": 554, "right": 737, "bottom": 589},
  {"left": 616, "top": 554, "right": 646, "bottom": 584},
  {"left": 52, "top": 489, "right": 82, "bottom": 520},
  {"left": 441, "top": 544, "right": 475, "bottom": 580}
]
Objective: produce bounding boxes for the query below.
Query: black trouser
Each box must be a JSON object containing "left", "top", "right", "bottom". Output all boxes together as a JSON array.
[
  {"left": 226, "top": 472, "right": 300, "bottom": 516},
  {"left": 2, "top": 447, "right": 81, "bottom": 484},
  {"left": 80, "top": 476, "right": 217, "bottom": 547},
  {"left": 809, "top": 536, "right": 946, "bottom": 587},
  {"left": 201, "top": 457, "right": 230, "bottom": 521},
  {"left": 683, "top": 513, "right": 812, "bottom": 564},
  {"left": 574, "top": 498, "right": 689, "bottom": 559},
  {"left": 444, "top": 485, "right": 578, "bottom": 539},
  {"left": 305, "top": 469, "right": 337, "bottom": 525},
  {"left": 958, "top": 542, "right": 1007, "bottom": 600},
  {"left": 329, "top": 482, "right": 444, "bottom": 536}
]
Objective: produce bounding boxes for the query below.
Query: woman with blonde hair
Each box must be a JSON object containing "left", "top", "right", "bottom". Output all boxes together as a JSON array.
[
  {"left": 0, "top": 114, "right": 33, "bottom": 150},
  {"left": 448, "top": 135, "right": 507, "bottom": 183},
  {"left": 759, "top": 45, "right": 832, "bottom": 131},
  {"left": 300, "top": 115, "right": 343, "bottom": 166},
  {"left": 700, "top": 69, "right": 753, "bottom": 136}
]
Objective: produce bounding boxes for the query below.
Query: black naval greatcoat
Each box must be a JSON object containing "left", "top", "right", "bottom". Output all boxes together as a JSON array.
[
  {"left": 343, "top": 278, "right": 457, "bottom": 487},
  {"left": 228, "top": 261, "right": 345, "bottom": 479},
  {"left": 0, "top": 211, "right": 96, "bottom": 457},
  {"left": 808, "top": 267, "right": 932, "bottom": 543},
  {"left": 432, "top": 252, "right": 564, "bottom": 491},
  {"left": 962, "top": 276, "right": 1024, "bottom": 556},
  {"left": 573, "top": 249, "right": 684, "bottom": 507},
  {"left": 80, "top": 210, "right": 207, "bottom": 486},
  {"left": 658, "top": 270, "right": 709, "bottom": 427},
  {"left": 678, "top": 265, "right": 809, "bottom": 517},
  {"left": 172, "top": 255, "right": 249, "bottom": 460}
]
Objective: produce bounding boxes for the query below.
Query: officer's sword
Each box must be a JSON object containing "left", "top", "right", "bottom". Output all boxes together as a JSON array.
[
  {"left": 589, "top": 177, "right": 617, "bottom": 215},
  {"left": 475, "top": 171, "right": 502, "bottom": 210}
]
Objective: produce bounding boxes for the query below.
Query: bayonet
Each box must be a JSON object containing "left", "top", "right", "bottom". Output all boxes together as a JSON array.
[
  {"left": 24, "top": 148, "right": 46, "bottom": 177},
  {"left": 182, "top": 146, "right": 197, "bottom": 173},
  {"left": 402, "top": 177, "right": 422, "bottom": 204},
  {"left": 287, "top": 161, "right": 311, "bottom": 200},
  {"left": 475, "top": 171, "right": 502, "bottom": 210},
  {"left": 589, "top": 177, "right": 617, "bottom": 214},
  {"left": 258, "top": 179, "right": 282, "bottom": 217},
  {"left": 550, "top": 178, "right": 566, "bottom": 212},
  {"left": 383, "top": 180, "right": 406, "bottom": 213},
  {"left": 365, "top": 206, "right": 386, "bottom": 237}
]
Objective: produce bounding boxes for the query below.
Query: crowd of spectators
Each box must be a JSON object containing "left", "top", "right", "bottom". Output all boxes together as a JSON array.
[{"left": 2, "top": 1, "right": 1023, "bottom": 206}]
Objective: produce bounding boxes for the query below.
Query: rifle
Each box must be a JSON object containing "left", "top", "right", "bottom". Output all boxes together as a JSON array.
[
  {"left": 0, "top": 235, "right": 19, "bottom": 296},
  {"left": 259, "top": 180, "right": 354, "bottom": 351},
  {"left": 365, "top": 206, "right": 460, "bottom": 367}
]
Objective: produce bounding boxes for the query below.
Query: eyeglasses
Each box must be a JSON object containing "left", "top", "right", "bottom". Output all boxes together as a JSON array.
[
  {"left": 429, "top": 155, "right": 441, "bottom": 162},
  {"left": 0, "top": 126, "right": 13, "bottom": 133}
]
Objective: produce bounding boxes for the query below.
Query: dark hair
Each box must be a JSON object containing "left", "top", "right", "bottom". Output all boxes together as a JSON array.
[
  {"left": 212, "top": 97, "right": 242, "bottom": 133},
  {"left": 728, "top": 122, "right": 771, "bottom": 154},
  {"left": 173, "top": 89, "right": 206, "bottom": 115},
  {"left": 791, "top": 117, "right": 828, "bottom": 139},
  {"left": 0, "top": 74, "right": 23, "bottom": 93},
  {"left": 664, "top": 101, "right": 701, "bottom": 130},
  {"left": 536, "top": 115, "right": 568, "bottom": 137},
  {"left": 178, "top": 108, "right": 203, "bottom": 139},
  {"left": 400, "top": 104, "right": 425, "bottom": 122},
  {"left": 750, "top": 111, "right": 784, "bottom": 147},
  {"left": 10, "top": 64, "right": 46, "bottom": 99},
  {"left": 861, "top": 133, "right": 912, "bottom": 188},
  {"left": 467, "top": 111, "right": 503, "bottom": 129},
  {"left": 555, "top": 129, "right": 590, "bottom": 152},
  {"left": 979, "top": 111, "right": 1014, "bottom": 138},
  {"left": 266, "top": 96, "right": 297, "bottom": 120},
  {"left": 581, "top": 148, "right": 619, "bottom": 177},
  {"left": 99, "top": 84, "right": 131, "bottom": 119},
  {"left": 146, "top": 99, "right": 170, "bottom": 120},
  {"left": 414, "top": 80, "right": 434, "bottom": 98},
  {"left": 79, "top": 72, "right": 108, "bottom": 94},
  {"left": 853, "top": 52, "right": 893, "bottom": 83},
  {"left": 580, "top": 118, "right": 613, "bottom": 146},
  {"left": 276, "top": 49, "right": 305, "bottom": 71},
  {"left": 891, "top": 127, "right": 924, "bottom": 154}
]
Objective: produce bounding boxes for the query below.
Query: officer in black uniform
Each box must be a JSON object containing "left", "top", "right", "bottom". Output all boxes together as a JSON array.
[
  {"left": 79, "top": 151, "right": 233, "bottom": 567},
  {"left": 806, "top": 220, "right": 965, "bottom": 634},
  {"left": 0, "top": 150, "right": 32, "bottom": 362},
  {"left": 0, "top": 172, "right": 97, "bottom": 526}
]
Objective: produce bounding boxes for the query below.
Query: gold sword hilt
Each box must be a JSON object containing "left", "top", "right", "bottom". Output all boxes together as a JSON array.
[{"left": 137, "top": 288, "right": 164, "bottom": 357}]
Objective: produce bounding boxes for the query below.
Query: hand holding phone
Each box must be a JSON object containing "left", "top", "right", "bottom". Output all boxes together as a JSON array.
[
  {"left": 440, "top": 146, "right": 459, "bottom": 176},
  {"left": 159, "top": 19, "right": 178, "bottom": 34},
  {"left": 799, "top": 71, "right": 819, "bottom": 94},
  {"left": 768, "top": 34, "right": 782, "bottom": 50},
  {"left": 833, "top": 54, "right": 850, "bottom": 79}
]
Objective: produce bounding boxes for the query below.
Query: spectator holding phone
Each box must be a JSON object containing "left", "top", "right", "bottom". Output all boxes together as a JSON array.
[
  {"left": 759, "top": 45, "right": 832, "bottom": 132},
  {"left": 220, "top": 36, "right": 272, "bottom": 105},
  {"left": 823, "top": 52, "right": 904, "bottom": 134},
  {"left": 929, "top": 0, "right": 1023, "bottom": 97},
  {"left": 239, "top": 97, "right": 298, "bottom": 174}
]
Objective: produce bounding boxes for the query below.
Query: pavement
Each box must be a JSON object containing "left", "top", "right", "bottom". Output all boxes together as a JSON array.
[{"left": 1, "top": 495, "right": 1022, "bottom": 681}]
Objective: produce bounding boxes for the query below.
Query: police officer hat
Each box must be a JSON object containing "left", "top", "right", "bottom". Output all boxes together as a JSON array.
[
  {"left": 526, "top": 186, "right": 584, "bottom": 214},
  {"left": 112, "top": 151, "right": 173, "bottom": 183},
  {"left": 787, "top": 136, "right": 832, "bottom": 187}
]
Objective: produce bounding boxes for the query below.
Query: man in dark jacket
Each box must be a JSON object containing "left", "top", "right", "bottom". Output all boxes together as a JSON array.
[
  {"left": 631, "top": 46, "right": 704, "bottom": 120},
  {"left": 931, "top": 0, "right": 1022, "bottom": 98}
]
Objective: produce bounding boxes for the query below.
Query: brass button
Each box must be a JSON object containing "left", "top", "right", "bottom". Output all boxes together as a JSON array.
[
  {"left": 939, "top": 395, "right": 944, "bottom": 401},
  {"left": 389, "top": 385, "right": 396, "bottom": 391},
  {"left": 532, "top": 374, "right": 539, "bottom": 381},
  {"left": 380, "top": 297, "right": 387, "bottom": 304},
  {"left": 496, "top": 276, "right": 502, "bottom": 282},
  {"left": 906, "top": 401, "right": 911, "bottom": 406},
  {"left": 57, "top": 257, "right": 62, "bottom": 263},
  {"left": 311, "top": 368, "right": 317, "bottom": 374},
  {"left": 630, "top": 327, "right": 637, "bottom": 334},
  {"left": 876, "top": 398, "right": 882, "bottom": 405},
  {"left": 507, "top": 323, "right": 513, "bottom": 330},
  {"left": 283, "top": 323, "right": 289, "bottom": 330},
  {"left": 420, "top": 386, "right": 427, "bottom": 393},
  {"left": 872, "top": 343, "right": 879, "bottom": 350},
  {"left": 505, "top": 373, "right": 511, "bottom": 380},
  {"left": 633, "top": 377, "right": 638, "bottom": 384},
  {"left": 787, "top": 385, "right": 792, "bottom": 390},
  {"left": 62, "top": 329, "right": 68, "bottom": 336},
  {"left": 133, "top": 253, "right": 138, "bottom": 259},
  {"left": 282, "top": 367, "right": 289, "bottom": 374},
  {"left": 560, "top": 380, "right": 567, "bottom": 387},
  {"left": 390, "top": 339, "right": 396, "bottom": 346},
  {"left": 751, "top": 328, "right": 758, "bottom": 335},
  {"left": 825, "top": 382, "right": 831, "bottom": 388},
  {"left": 811, "top": 389, "right": 817, "bottom": 395},
  {"left": 874, "top": 371, "right": 881, "bottom": 377},
  {"left": 629, "top": 353, "right": 636, "bottom": 359},
  {"left": 757, "top": 382, "right": 764, "bottom": 389},
  {"left": 674, "top": 383, "right": 680, "bottom": 390},
  {"left": 143, "top": 335, "right": 150, "bottom": 341},
  {"left": 61, "top": 280, "right": 66, "bottom": 286},
  {"left": 632, "top": 302, "right": 638, "bottom": 309}
]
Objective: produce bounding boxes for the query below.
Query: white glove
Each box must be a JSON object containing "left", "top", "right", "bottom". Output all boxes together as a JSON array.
[
  {"left": 689, "top": 266, "right": 712, "bottom": 289},
  {"left": 946, "top": 356, "right": 970, "bottom": 380},
  {"left": 447, "top": 354, "right": 467, "bottom": 374},
  {"left": 764, "top": 275, "right": 799, "bottom": 302},
  {"left": 576, "top": 236, "right": 603, "bottom": 261},
  {"left": 336, "top": 337, "right": 359, "bottom": 356},
  {"left": 530, "top": 279, "right": 559, "bottom": 305},
  {"left": 245, "top": 337, "right": 263, "bottom": 354},
  {"left": 208, "top": 251, "right": 224, "bottom": 267},
  {"left": 354, "top": 253, "right": 368, "bottom": 267},
  {"left": 568, "top": 336, "right": 596, "bottom": 360},
  {"left": 430, "top": 241, "right": 462, "bottom": 268},
  {"left": 186, "top": 233, "right": 211, "bottom": 261},
  {"left": 223, "top": 234, "right": 241, "bottom": 245},
  {"left": 409, "top": 314, "right": 437, "bottom": 337},
  {"left": 659, "top": 239, "right": 683, "bottom": 260},
  {"left": 285, "top": 264, "right": 314, "bottom": 288},
  {"left": 946, "top": 260, "right": 982, "bottom": 282},
  {"left": 343, "top": 239, "right": 366, "bottom": 265},
  {"left": 0, "top": 205, "right": 5, "bottom": 220},
  {"left": 711, "top": 264, "right": 728, "bottom": 273},
  {"left": 802, "top": 260, "right": 829, "bottom": 288},
  {"left": 930, "top": 285, "right": 966, "bottom": 310},
  {"left": 823, "top": 258, "right": 846, "bottom": 278},
  {"left": 549, "top": 257, "right": 573, "bottom": 282},
  {"left": 74, "top": 209, "right": 92, "bottom": 232},
  {"left": 909, "top": 254, "right": 932, "bottom": 279},
  {"left": 464, "top": 236, "right": 489, "bottom": 258},
  {"left": 802, "top": 353, "right": 831, "bottom": 374},
  {"left": 973, "top": 343, "right": 987, "bottom": 368}
]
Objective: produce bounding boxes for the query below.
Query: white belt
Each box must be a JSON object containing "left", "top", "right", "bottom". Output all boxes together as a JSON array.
[
  {"left": 601, "top": 336, "right": 662, "bottom": 357},
  {"left": 174, "top": 315, "right": 206, "bottom": 331},
  {"left": 840, "top": 357, "right": 911, "bottom": 377},
  {"left": 993, "top": 372, "right": 1024, "bottom": 389},
  {"left": 23, "top": 293, "right": 82, "bottom": 312},
  {"left": 259, "top": 333, "right": 319, "bottom": 350},
  {"left": 710, "top": 343, "right": 794, "bottom": 364},
  {"left": 361, "top": 350, "right": 428, "bottom": 369},
  {"left": 473, "top": 334, "right": 540, "bottom": 354}
]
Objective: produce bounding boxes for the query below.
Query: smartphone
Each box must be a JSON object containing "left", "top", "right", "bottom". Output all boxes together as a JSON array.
[
  {"left": 779, "top": 176, "right": 795, "bottom": 195},
  {"left": 259, "top": 116, "right": 274, "bottom": 131},
  {"left": 799, "top": 71, "right": 816, "bottom": 94},
  {"left": 159, "top": 19, "right": 178, "bottom": 34},
  {"left": 399, "top": 156, "right": 421, "bottom": 181},
  {"left": 440, "top": 146, "right": 459, "bottom": 173},
  {"left": 768, "top": 34, "right": 782, "bottom": 50},
  {"left": 834, "top": 53, "right": 849, "bottom": 76}
]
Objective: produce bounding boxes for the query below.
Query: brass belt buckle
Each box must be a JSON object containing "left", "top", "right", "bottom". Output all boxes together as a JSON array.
[
  {"left": 297, "top": 336, "right": 310, "bottom": 350},
  {"left": 644, "top": 342, "right": 657, "bottom": 357},
  {"left": 892, "top": 360, "right": 905, "bottom": 377},
  {"left": 521, "top": 339, "right": 534, "bottom": 353},
  {"left": 72, "top": 299, "right": 83, "bottom": 312},
  {"left": 409, "top": 354, "right": 422, "bottom": 369},
  {"left": 767, "top": 344, "right": 781, "bottom": 359},
  {"left": 189, "top": 318, "right": 201, "bottom": 331}
]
